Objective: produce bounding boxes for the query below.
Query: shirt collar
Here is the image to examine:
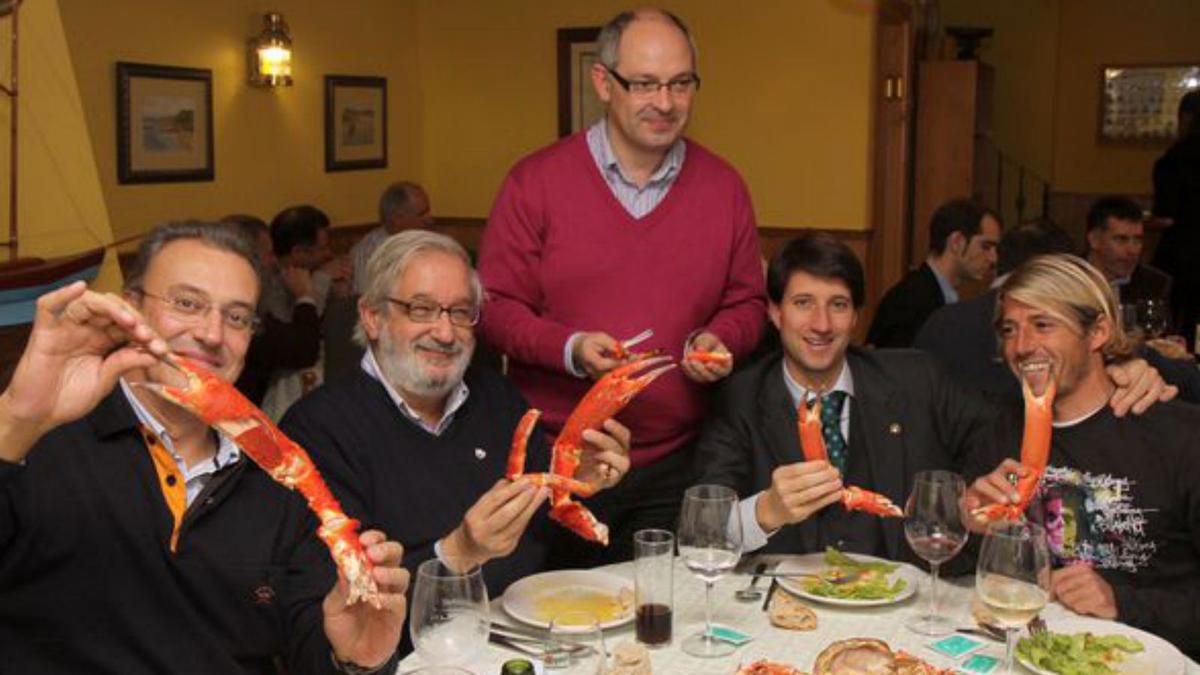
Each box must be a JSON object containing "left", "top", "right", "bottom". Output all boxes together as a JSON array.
[
  {"left": 780, "top": 358, "right": 855, "bottom": 409},
  {"left": 587, "top": 119, "right": 686, "bottom": 188},
  {"left": 360, "top": 348, "right": 470, "bottom": 436},
  {"left": 927, "top": 259, "right": 959, "bottom": 304},
  {"left": 118, "top": 379, "right": 241, "bottom": 471}
]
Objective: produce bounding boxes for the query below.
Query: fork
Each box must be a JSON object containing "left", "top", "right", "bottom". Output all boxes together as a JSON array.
[{"left": 1028, "top": 616, "right": 1048, "bottom": 636}]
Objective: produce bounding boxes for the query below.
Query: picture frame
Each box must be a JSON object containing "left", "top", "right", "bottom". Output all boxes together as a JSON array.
[
  {"left": 325, "top": 75, "right": 388, "bottom": 171},
  {"left": 556, "top": 27, "right": 602, "bottom": 137},
  {"left": 116, "top": 62, "right": 214, "bottom": 184},
  {"left": 1099, "top": 63, "right": 1200, "bottom": 143}
]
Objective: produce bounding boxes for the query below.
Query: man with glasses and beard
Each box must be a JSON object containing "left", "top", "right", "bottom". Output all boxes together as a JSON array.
[{"left": 281, "top": 232, "right": 632, "bottom": 632}]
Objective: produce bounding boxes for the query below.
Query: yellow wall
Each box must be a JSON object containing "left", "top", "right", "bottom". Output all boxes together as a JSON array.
[
  {"left": 416, "top": 0, "right": 875, "bottom": 229},
  {"left": 1051, "top": 0, "right": 1200, "bottom": 193},
  {"left": 57, "top": 0, "right": 423, "bottom": 244}
]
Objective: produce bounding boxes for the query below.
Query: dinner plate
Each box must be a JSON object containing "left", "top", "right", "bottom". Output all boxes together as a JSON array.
[
  {"left": 1016, "top": 617, "right": 1185, "bottom": 675},
  {"left": 501, "top": 569, "right": 634, "bottom": 631},
  {"left": 773, "top": 552, "right": 920, "bottom": 607}
]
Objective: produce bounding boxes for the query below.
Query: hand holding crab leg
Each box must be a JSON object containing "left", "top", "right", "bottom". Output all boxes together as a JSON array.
[
  {"left": 323, "top": 531, "right": 411, "bottom": 671},
  {"left": 797, "top": 394, "right": 902, "bottom": 517},
  {"left": 681, "top": 331, "right": 734, "bottom": 383},
  {"left": 440, "top": 479, "right": 549, "bottom": 570}
]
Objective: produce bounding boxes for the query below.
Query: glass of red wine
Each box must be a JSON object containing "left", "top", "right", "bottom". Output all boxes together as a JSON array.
[
  {"left": 904, "top": 470, "right": 968, "bottom": 636},
  {"left": 633, "top": 529, "right": 674, "bottom": 647}
]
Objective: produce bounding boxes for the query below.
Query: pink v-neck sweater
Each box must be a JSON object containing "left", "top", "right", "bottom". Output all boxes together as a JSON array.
[{"left": 478, "top": 132, "right": 766, "bottom": 467}]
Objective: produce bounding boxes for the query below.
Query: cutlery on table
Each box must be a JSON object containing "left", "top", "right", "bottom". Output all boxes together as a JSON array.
[
  {"left": 735, "top": 562, "right": 768, "bottom": 602},
  {"left": 761, "top": 578, "right": 779, "bottom": 611},
  {"left": 735, "top": 569, "right": 864, "bottom": 584}
]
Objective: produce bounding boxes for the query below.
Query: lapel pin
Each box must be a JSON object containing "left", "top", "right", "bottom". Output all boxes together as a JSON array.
[
  {"left": 888, "top": 423, "right": 902, "bottom": 435},
  {"left": 474, "top": 448, "right": 487, "bottom": 460}
]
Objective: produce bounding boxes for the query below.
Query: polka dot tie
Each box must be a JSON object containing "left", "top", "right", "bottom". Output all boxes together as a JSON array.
[{"left": 819, "top": 391, "right": 848, "bottom": 473}]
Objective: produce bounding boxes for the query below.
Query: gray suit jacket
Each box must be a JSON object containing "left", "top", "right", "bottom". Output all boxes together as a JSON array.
[{"left": 696, "top": 346, "right": 996, "bottom": 565}]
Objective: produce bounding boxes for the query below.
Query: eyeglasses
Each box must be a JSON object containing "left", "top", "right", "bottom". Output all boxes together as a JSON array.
[
  {"left": 605, "top": 66, "right": 700, "bottom": 97},
  {"left": 387, "top": 297, "right": 479, "bottom": 327},
  {"left": 138, "top": 289, "right": 261, "bottom": 333}
]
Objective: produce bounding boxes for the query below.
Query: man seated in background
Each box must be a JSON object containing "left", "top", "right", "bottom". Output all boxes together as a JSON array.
[
  {"left": 965, "top": 254, "right": 1200, "bottom": 659},
  {"left": 0, "top": 221, "right": 408, "bottom": 674},
  {"left": 868, "top": 199, "right": 1000, "bottom": 348},
  {"left": 351, "top": 181, "right": 433, "bottom": 295},
  {"left": 697, "top": 234, "right": 1173, "bottom": 563},
  {"left": 224, "top": 214, "right": 322, "bottom": 405},
  {"left": 1084, "top": 196, "right": 1171, "bottom": 305},
  {"left": 281, "top": 231, "right": 631, "bottom": 649},
  {"left": 916, "top": 219, "right": 1200, "bottom": 403}
]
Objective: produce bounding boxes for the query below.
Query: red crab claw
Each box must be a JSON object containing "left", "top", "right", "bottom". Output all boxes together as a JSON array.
[
  {"left": 140, "top": 355, "right": 381, "bottom": 607},
  {"left": 971, "top": 362, "right": 1057, "bottom": 524},
  {"left": 684, "top": 350, "right": 733, "bottom": 367},
  {"left": 797, "top": 393, "right": 902, "bottom": 519}
]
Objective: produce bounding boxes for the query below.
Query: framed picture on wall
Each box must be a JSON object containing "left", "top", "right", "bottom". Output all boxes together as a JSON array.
[
  {"left": 325, "top": 75, "right": 388, "bottom": 171},
  {"left": 557, "top": 27, "right": 602, "bottom": 137},
  {"left": 116, "top": 62, "right": 214, "bottom": 184},
  {"left": 1099, "top": 64, "right": 1200, "bottom": 143}
]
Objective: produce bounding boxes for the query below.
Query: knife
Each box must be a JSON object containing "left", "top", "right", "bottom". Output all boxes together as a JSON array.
[{"left": 761, "top": 578, "right": 779, "bottom": 610}]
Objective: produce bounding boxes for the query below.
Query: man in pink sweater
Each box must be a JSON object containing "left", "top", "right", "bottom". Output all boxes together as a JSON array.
[{"left": 478, "top": 8, "right": 766, "bottom": 563}]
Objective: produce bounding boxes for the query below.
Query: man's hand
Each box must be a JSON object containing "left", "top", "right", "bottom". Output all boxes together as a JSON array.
[
  {"left": 755, "top": 460, "right": 844, "bottom": 532},
  {"left": 280, "top": 265, "right": 315, "bottom": 300},
  {"left": 961, "top": 459, "right": 1029, "bottom": 534},
  {"left": 323, "top": 530, "right": 411, "bottom": 670},
  {"left": 0, "top": 282, "right": 167, "bottom": 463},
  {"left": 441, "top": 479, "right": 548, "bottom": 569},
  {"left": 571, "top": 332, "right": 625, "bottom": 379},
  {"left": 1051, "top": 564, "right": 1117, "bottom": 619},
  {"left": 1107, "top": 358, "right": 1176, "bottom": 417},
  {"left": 574, "top": 418, "right": 632, "bottom": 490},
  {"left": 681, "top": 331, "right": 733, "bottom": 384}
]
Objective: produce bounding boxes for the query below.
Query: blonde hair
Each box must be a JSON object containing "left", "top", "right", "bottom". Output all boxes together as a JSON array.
[{"left": 996, "top": 254, "right": 1137, "bottom": 362}]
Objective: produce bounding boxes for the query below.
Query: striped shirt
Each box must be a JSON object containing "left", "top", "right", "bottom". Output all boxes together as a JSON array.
[{"left": 585, "top": 119, "right": 687, "bottom": 218}]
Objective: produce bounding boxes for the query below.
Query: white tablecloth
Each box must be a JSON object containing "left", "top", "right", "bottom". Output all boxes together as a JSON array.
[{"left": 399, "top": 556, "right": 1200, "bottom": 674}]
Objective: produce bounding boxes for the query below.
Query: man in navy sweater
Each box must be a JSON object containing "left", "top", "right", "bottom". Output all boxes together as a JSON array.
[
  {"left": 0, "top": 221, "right": 410, "bottom": 674},
  {"left": 282, "top": 231, "right": 631, "bottom": 616}
]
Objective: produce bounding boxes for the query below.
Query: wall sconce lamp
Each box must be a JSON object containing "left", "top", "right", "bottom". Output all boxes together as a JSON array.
[{"left": 249, "top": 12, "right": 292, "bottom": 87}]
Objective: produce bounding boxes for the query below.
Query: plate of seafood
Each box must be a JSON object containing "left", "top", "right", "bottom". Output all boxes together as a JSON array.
[{"left": 502, "top": 570, "right": 634, "bottom": 631}]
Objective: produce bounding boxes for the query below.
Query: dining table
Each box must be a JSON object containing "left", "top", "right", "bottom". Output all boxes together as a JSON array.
[{"left": 397, "top": 554, "right": 1200, "bottom": 674}]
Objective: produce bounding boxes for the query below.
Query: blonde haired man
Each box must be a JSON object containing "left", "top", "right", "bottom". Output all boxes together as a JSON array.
[{"left": 967, "top": 254, "right": 1200, "bottom": 658}]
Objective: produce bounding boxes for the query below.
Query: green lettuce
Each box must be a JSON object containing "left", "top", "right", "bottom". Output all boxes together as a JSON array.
[{"left": 1016, "top": 630, "right": 1143, "bottom": 675}]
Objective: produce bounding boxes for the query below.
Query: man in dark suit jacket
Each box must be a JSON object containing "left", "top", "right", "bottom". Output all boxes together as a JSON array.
[
  {"left": 1084, "top": 196, "right": 1172, "bottom": 305},
  {"left": 696, "top": 233, "right": 994, "bottom": 563},
  {"left": 867, "top": 199, "right": 1000, "bottom": 348}
]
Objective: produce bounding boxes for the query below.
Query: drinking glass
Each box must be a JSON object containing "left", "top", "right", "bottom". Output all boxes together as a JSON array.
[
  {"left": 904, "top": 470, "right": 968, "bottom": 636},
  {"left": 545, "top": 611, "right": 606, "bottom": 674},
  {"left": 1137, "top": 298, "right": 1170, "bottom": 338},
  {"left": 676, "top": 484, "right": 742, "bottom": 658},
  {"left": 633, "top": 529, "right": 674, "bottom": 647},
  {"left": 409, "top": 558, "right": 490, "bottom": 668},
  {"left": 976, "top": 521, "right": 1051, "bottom": 674}
]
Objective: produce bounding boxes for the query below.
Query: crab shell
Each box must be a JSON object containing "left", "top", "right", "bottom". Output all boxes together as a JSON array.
[
  {"left": 813, "top": 638, "right": 896, "bottom": 674},
  {"left": 736, "top": 660, "right": 808, "bottom": 675}
]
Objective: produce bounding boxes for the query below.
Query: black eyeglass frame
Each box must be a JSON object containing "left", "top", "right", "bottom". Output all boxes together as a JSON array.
[
  {"left": 604, "top": 66, "right": 701, "bottom": 96},
  {"left": 386, "top": 297, "right": 480, "bottom": 327}
]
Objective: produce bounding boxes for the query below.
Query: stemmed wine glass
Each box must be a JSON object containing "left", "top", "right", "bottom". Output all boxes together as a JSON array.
[
  {"left": 976, "top": 521, "right": 1051, "bottom": 674},
  {"left": 409, "top": 558, "right": 490, "bottom": 668},
  {"left": 676, "top": 484, "right": 743, "bottom": 658},
  {"left": 904, "top": 470, "right": 968, "bottom": 636}
]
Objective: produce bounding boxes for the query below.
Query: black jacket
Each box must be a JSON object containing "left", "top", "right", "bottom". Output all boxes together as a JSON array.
[
  {"left": 867, "top": 263, "right": 947, "bottom": 348},
  {"left": 0, "top": 391, "right": 360, "bottom": 675}
]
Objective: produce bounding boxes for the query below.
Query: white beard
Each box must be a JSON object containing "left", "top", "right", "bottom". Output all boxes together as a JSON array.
[{"left": 375, "top": 330, "right": 472, "bottom": 399}]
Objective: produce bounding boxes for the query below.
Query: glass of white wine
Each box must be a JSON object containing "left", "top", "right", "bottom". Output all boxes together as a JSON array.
[
  {"left": 676, "top": 484, "right": 742, "bottom": 658},
  {"left": 976, "top": 521, "right": 1051, "bottom": 674}
]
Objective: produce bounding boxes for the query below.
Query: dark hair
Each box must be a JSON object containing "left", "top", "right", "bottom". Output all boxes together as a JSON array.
[
  {"left": 1085, "top": 196, "right": 1143, "bottom": 233},
  {"left": 996, "top": 218, "right": 1076, "bottom": 276},
  {"left": 270, "top": 204, "right": 330, "bottom": 256},
  {"left": 767, "top": 232, "right": 864, "bottom": 307},
  {"left": 1180, "top": 89, "right": 1200, "bottom": 135},
  {"left": 929, "top": 198, "right": 993, "bottom": 254},
  {"left": 124, "top": 220, "right": 261, "bottom": 292},
  {"left": 378, "top": 181, "right": 422, "bottom": 224}
]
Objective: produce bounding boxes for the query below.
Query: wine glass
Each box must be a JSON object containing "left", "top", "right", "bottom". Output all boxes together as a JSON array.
[
  {"left": 976, "top": 521, "right": 1051, "bottom": 674},
  {"left": 676, "top": 484, "right": 742, "bottom": 658},
  {"left": 904, "top": 470, "right": 968, "bottom": 636},
  {"left": 409, "top": 558, "right": 490, "bottom": 668},
  {"left": 1137, "top": 298, "right": 1170, "bottom": 338},
  {"left": 545, "top": 611, "right": 606, "bottom": 674}
]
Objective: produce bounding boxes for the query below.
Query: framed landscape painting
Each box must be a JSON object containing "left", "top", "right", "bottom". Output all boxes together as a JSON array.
[
  {"left": 116, "top": 62, "right": 214, "bottom": 184},
  {"left": 325, "top": 75, "right": 388, "bottom": 171}
]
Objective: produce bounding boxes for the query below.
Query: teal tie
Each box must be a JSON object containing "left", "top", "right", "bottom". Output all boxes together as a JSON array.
[{"left": 819, "top": 391, "right": 848, "bottom": 473}]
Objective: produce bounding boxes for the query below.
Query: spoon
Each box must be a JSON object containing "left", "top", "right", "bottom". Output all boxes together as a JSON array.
[{"left": 735, "top": 562, "right": 768, "bottom": 602}]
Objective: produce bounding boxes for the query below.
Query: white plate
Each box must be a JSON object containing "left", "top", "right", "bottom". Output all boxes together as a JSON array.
[
  {"left": 1016, "top": 617, "right": 1186, "bottom": 675},
  {"left": 773, "top": 552, "right": 920, "bottom": 607},
  {"left": 501, "top": 569, "right": 634, "bottom": 631}
]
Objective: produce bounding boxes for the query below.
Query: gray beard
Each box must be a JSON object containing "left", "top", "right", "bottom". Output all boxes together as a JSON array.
[{"left": 375, "top": 332, "right": 472, "bottom": 400}]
